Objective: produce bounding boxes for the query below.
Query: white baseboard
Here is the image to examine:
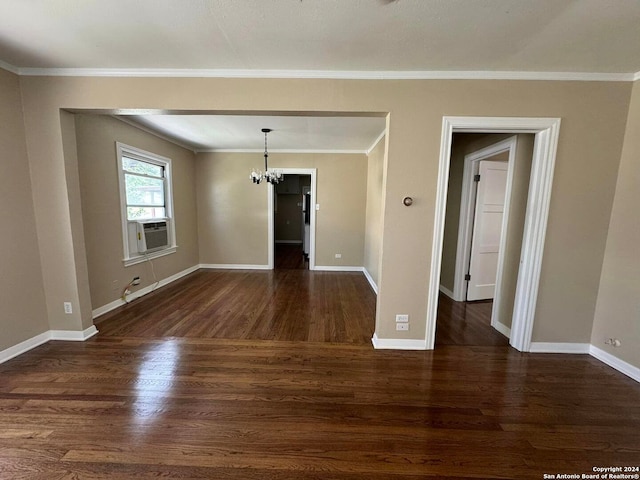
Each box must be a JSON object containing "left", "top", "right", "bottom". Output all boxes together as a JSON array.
[
  {"left": 439, "top": 284, "right": 455, "bottom": 299},
  {"left": 314, "top": 266, "right": 363, "bottom": 272},
  {"left": 589, "top": 345, "right": 640, "bottom": 383},
  {"left": 529, "top": 342, "right": 591, "bottom": 354},
  {"left": 371, "top": 333, "right": 428, "bottom": 350},
  {"left": 92, "top": 265, "right": 200, "bottom": 319},
  {"left": 492, "top": 321, "right": 511, "bottom": 339},
  {"left": 50, "top": 326, "right": 99, "bottom": 341},
  {"left": 0, "top": 331, "right": 52, "bottom": 364},
  {"left": 362, "top": 268, "right": 378, "bottom": 294},
  {"left": 200, "top": 263, "right": 270, "bottom": 270},
  {"left": 0, "top": 326, "right": 99, "bottom": 365}
]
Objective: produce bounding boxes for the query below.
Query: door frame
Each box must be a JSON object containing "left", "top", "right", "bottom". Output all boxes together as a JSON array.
[
  {"left": 268, "top": 168, "right": 317, "bottom": 270},
  {"left": 454, "top": 136, "right": 517, "bottom": 336},
  {"left": 426, "top": 117, "right": 561, "bottom": 352}
]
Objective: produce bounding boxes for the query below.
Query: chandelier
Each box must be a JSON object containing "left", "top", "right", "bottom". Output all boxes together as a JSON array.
[{"left": 250, "top": 128, "right": 283, "bottom": 185}]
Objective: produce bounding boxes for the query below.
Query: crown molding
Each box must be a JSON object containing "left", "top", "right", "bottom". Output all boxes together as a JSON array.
[
  {"left": 196, "top": 148, "right": 367, "bottom": 154},
  {"left": 0, "top": 59, "right": 20, "bottom": 75},
  {"left": 7, "top": 66, "right": 636, "bottom": 82}
]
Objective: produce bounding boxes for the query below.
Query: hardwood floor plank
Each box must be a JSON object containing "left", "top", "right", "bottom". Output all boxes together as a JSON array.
[{"left": 1, "top": 337, "right": 639, "bottom": 478}]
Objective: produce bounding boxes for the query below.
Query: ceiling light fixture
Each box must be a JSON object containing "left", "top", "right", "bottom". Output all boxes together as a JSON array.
[{"left": 250, "top": 128, "right": 283, "bottom": 185}]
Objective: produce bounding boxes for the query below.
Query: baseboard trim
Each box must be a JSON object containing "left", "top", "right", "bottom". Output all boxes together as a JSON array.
[
  {"left": 0, "top": 331, "right": 52, "bottom": 364},
  {"left": 0, "top": 326, "right": 99, "bottom": 365},
  {"left": 362, "top": 268, "right": 378, "bottom": 294},
  {"left": 92, "top": 265, "right": 200, "bottom": 319},
  {"left": 314, "top": 266, "right": 363, "bottom": 272},
  {"left": 589, "top": 345, "right": 640, "bottom": 383},
  {"left": 492, "top": 321, "right": 511, "bottom": 339},
  {"left": 200, "top": 263, "right": 270, "bottom": 270},
  {"left": 371, "top": 333, "right": 428, "bottom": 350},
  {"left": 439, "top": 285, "right": 455, "bottom": 299},
  {"left": 50, "top": 326, "right": 99, "bottom": 341},
  {"left": 529, "top": 342, "right": 591, "bottom": 354}
]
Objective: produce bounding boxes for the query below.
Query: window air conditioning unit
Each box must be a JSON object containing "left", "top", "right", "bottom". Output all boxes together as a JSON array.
[{"left": 137, "top": 220, "right": 169, "bottom": 253}]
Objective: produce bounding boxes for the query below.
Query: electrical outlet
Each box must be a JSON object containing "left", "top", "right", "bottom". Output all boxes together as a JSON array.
[
  {"left": 63, "top": 302, "right": 73, "bottom": 314},
  {"left": 395, "top": 314, "right": 409, "bottom": 323},
  {"left": 132, "top": 276, "right": 141, "bottom": 286},
  {"left": 396, "top": 323, "right": 409, "bottom": 331},
  {"left": 335, "top": 253, "right": 342, "bottom": 259}
]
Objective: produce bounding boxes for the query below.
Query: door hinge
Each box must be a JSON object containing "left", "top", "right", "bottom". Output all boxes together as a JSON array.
[
  {"left": 465, "top": 274, "right": 471, "bottom": 281},
  {"left": 474, "top": 174, "right": 481, "bottom": 182}
]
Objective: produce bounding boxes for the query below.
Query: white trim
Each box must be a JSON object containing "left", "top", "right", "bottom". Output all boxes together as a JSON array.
[
  {"left": 13, "top": 67, "right": 636, "bottom": 82},
  {"left": 427, "top": 116, "right": 561, "bottom": 352},
  {"left": 275, "top": 240, "right": 303, "bottom": 245},
  {"left": 92, "top": 264, "right": 199, "bottom": 318},
  {"left": 454, "top": 136, "right": 517, "bottom": 303},
  {"left": 123, "top": 246, "right": 177, "bottom": 267},
  {"left": 439, "top": 284, "right": 455, "bottom": 299},
  {"left": 314, "top": 266, "right": 364, "bottom": 272},
  {"left": 0, "top": 331, "right": 52, "bottom": 364},
  {"left": 529, "top": 342, "right": 590, "bottom": 354},
  {"left": 200, "top": 263, "right": 271, "bottom": 270},
  {"left": 0, "top": 59, "right": 20, "bottom": 75},
  {"left": 198, "top": 148, "right": 369, "bottom": 154},
  {"left": 492, "top": 321, "right": 511, "bottom": 339},
  {"left": 590, "top": 346, "right": 640, "bottom": 383},
  {"left": 366, "top": 130, "right": 387, "bottom": 155},
  {"left": 0, "top": 327, "right": 99, "bottom": 365},
  {"left": 371, "top": 333, "right": 428, "bottom": 350},
  {"left": 50, "top": 326, "right": 99, "bottom": 341},
  {"left": 634, "top": 71, "right": 640, "bottom": 82},
  {"left": 363, "top": 268, "right": 379, "bottom": 294}
]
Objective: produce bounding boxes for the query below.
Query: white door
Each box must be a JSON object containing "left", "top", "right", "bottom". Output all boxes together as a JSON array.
[{"left": 467, "top": 160, "right": 508, "bottom": 301}]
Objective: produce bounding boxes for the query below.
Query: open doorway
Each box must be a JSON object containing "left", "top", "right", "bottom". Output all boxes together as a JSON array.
[
  {"left": 267, "top": 168, "right": 317, "bottom": 271},
  {"left": 426, "top": 116, "right": 561, "bottom": 352},
  {"left": 437, "top": 134, "right": 533, "bottom": 346},
  {"left": 273, "top": 174, "right": 312, "bottom": 269}
]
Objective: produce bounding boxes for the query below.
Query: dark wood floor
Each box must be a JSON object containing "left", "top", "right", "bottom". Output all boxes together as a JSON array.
[
  {"left": 436, "top": 293, "right": 509, "bottom": 346},
  {"left": 3, "top": 272, "right": 639, "bottom": 478},
  {"left": 1, "top": 336, "right": 639, "bottom": 479},
  {"left": 275, "top": 243, "right": 308, "bottom": 270},
  {"left": 96, "top": 268, "right": 376, "bottom": 344}
]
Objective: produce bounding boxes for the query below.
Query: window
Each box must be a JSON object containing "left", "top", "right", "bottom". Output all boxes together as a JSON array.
[{"left": 116, "top": 142, "right": 176, "bottom": 266}]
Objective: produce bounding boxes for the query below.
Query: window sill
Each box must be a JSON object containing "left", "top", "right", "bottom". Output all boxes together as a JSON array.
[{"left": 123, "top": 246, "right": 177, "bottom": 267}]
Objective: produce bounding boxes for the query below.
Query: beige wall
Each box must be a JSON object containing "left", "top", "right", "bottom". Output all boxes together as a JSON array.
[
  {"left": 591, "top": 80, "right": 640, "bottom": 369},
  {"left": 15, "top": 76, "right": 631, "bottom": 346},
  {"left": 74, "top": 114, "right": 199, "bottom": 310},
  {"left": 0, "top": 69, "right": 49, "bottom": 350},
  {"left": 364, "top": 134, "right": 386, "bottom": 287},
  {"left": 196, "top": 152, "right": 367, "bottom": 267}
]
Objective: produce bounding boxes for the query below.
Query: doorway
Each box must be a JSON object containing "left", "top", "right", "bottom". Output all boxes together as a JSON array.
[
  {"left": 268, "top": 168, "right": 317, "bottom": 270},
  {"left": 273, "top": 174, "right": 312, "bottom": 269},
  {"left": 427, "top": 117, "right": 561, "bottom": 352}
]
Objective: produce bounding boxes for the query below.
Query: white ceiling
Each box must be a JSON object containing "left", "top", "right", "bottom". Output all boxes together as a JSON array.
[
  {"left": 1, "top": 0, "right": 639, "bottom": 75},
  {"left": 3, "top": 0, "right": 639, "bottom": 150},
  {"left": 121, "top": 114, "right": 387, "bottom": 152}
]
